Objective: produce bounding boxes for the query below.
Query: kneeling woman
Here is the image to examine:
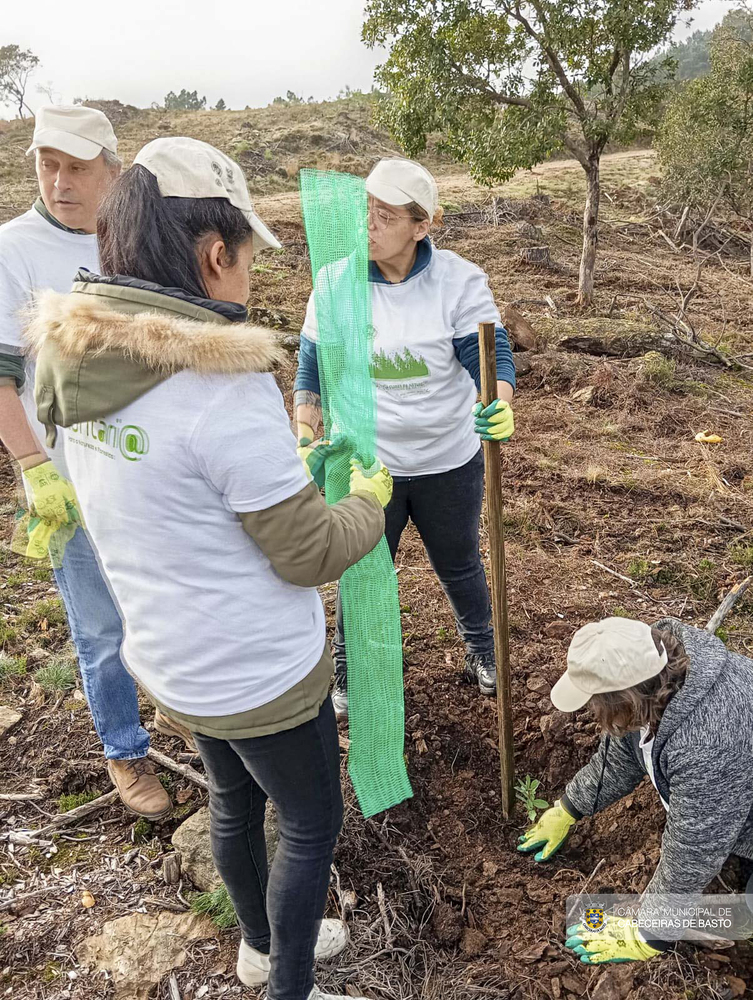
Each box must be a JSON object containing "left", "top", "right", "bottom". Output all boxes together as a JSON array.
[
  {"left": 295, "top": 157, "right": 516, "bottom": 713},
  {"left": 518, "top": 616, "right": 753, "bottom": 964},
  {"left": 27, "top": 137, "right": 392, "bottom": 1000}
]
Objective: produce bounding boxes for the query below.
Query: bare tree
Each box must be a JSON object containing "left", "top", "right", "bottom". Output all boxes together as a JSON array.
[{"left": 0, "top": 44, "right": 40, "bottom": 118}]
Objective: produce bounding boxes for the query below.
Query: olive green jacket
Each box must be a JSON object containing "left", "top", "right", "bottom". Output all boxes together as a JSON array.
[{"left": 26, "top": 276, "right": 385, "bottom": 737}]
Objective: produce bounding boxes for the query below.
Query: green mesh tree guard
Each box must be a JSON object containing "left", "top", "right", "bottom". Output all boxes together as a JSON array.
[{"left": 299, "top": 168, "right": 413, "bottom": 818}]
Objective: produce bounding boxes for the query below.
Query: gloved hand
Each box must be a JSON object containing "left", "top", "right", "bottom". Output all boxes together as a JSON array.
[
  {"left": 473, "top": 399, "right": 514, "bottom": 442},
  {"left": 297, "top": 424, "right": 351, "bottom": 489},
  {"left": 517, "top": 799, "right": 577, "bottom": 861},
  {"left": 23, "top": 461, "right": 82, "bottom": 528},
  {"left": 565, "top": 914, "right": 663, "bottom": 964},
  {"left": 349, "top": 457, "right": 393, "bottom": 508},
  {"left": 13, "top": 461, "right": 83, "bottom": 563}
]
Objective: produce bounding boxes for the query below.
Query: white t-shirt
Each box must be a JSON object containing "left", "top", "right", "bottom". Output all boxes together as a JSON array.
[
  {"left": 302, "top": 248, "right": 501, "bottom": 478},
  {"left": 639, "top": 727, "right": 669, "bottom": 811},
  {"left": 0, "top": 207, "right": 99, "bottom": 476},
  {"left": 63, "top": 369, "right": 326, "bottom": 717}
]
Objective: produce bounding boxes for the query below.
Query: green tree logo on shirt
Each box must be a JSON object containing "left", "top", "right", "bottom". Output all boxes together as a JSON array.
[{"left": 370, "top": 347, "right": 430, "bottom": 380}]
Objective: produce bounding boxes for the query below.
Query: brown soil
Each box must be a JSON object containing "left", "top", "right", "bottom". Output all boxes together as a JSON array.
[{"left": 1, "top": 124, "right": 753, "bottom": 1000}]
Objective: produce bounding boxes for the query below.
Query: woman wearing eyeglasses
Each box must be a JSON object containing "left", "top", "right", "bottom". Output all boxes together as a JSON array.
[{"left": 294, "top": 158, "right": 516, "bottom": 717}]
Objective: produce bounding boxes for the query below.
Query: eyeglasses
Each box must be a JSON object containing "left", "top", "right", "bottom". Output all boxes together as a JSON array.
[{"left": 367, "top": 203, "right": 414, "bottom": 231}]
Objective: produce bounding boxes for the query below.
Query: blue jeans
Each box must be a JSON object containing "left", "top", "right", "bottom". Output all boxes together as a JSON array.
[
  {"left": 192, "top": 698, "right": 343, "bottom": 1000},
  {"left": 334, "top": 449, "right": 493, "bottom": 671},
  {"left": 52, "top": 527, "right": 149, "bottom": 760}
]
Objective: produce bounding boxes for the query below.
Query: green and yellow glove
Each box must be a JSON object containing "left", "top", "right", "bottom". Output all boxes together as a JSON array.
[
  {"left": 517, "top": 799, "right": 577, "bottom": 861},
  {"left": 473, "top": 399, "right": 514, "bottom": 442},
  {"left": 296, "top": 424, "right": 351, "bottom": 489},
  {"left": 565, "top": 914, "right": 663, "bottom": 964},
  {"left": 12, "top": 462, "right": 83, "bottom": 564},
  {"left": 349, "top": 457, "right": 393, "bottom": 508}
]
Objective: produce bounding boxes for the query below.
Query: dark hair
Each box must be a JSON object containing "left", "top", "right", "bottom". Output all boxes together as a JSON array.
[
  {"left": 589, "top": 629, "right": 689, "bottom": 737},
  {"left": 98, "top": 165, "right": 253, "bottom": 298}
]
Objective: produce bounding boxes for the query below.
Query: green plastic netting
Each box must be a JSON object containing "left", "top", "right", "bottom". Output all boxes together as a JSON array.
[{"left": 299, "top": 168, "right": 413, "bottom": 818}]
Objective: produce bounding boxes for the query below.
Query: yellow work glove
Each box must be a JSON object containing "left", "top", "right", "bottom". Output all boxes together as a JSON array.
[
  {"left": 566, "top": 914, "right": 663, "bottom": 964},
  {"left": 473, "top": 398, "right": 514, "bottom": 442},
  {"left": 349, "top": 457, "right": 393, "bottom": 508},
  {"left": 12, "top": 461, "right": 83, "bottom": 564},
  {"left": 517, "top": 799, "right": 577, "bottom": 861}
]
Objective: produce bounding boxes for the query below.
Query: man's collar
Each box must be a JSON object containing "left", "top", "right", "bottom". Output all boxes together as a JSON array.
[{"left": 33, "top": 197, "right": 89, "bottom": 236}]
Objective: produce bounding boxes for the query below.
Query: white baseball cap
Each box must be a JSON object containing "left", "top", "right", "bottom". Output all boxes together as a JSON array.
[
  {"left": 550, "top": 618, "right": 668, "bottom": 713},
  {"left": 366, "top": 158, "right": 439, "bottom": 220},
  {"left": 133, "top": 137, "right": 281, "bottom": 251},
  {"left": 27, "top": 105, "right": 118, "bottom": 161}
]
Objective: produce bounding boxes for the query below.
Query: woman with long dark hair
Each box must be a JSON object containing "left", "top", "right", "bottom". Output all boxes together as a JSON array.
[
  {"left": 518, "top": 616, "right": 753, "bottom": 965},
  {"left": 27, "top": 137, "right": 392, "bottom": 1000}
]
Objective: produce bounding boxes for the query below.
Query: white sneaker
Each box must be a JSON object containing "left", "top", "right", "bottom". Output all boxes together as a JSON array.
[
  {"left": 236, "top": 919, "right": 350, "bottom": 986},
  {"left": 308, "top": 988, "right": 367, "bottom": 1000}
]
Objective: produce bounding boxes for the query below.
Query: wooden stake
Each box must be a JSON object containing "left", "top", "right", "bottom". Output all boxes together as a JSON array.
[{"left": 478, "top": 321, "right": 515, "bottom": 819}]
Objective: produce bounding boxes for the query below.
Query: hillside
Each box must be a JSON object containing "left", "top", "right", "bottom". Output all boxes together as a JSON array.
[{"left": 1, "top": 96, "right": 753, "bottom": 1000}]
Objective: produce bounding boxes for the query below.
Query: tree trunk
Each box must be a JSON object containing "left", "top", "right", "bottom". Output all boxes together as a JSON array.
[{"left": 578, "top": 157, "right": 601, "bottom": 306}]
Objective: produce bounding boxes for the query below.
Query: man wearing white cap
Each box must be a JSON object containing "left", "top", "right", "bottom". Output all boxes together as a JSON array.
[
  {"left": 0, "top": 105, "right": 187, "bottom": 819},
  {"left": 517, "top": 616, "right": 753, "bottom": 965}
]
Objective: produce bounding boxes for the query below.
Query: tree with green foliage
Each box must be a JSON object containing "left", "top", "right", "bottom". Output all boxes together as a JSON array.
[
  {"left": 214, "top": 97, "right": 227, "bottom": 111},
  {"left": 163, "top": 88, "right": 207, "bottom": 111},
  {"left": 362, "top": 0, "right": 697, "bottom": 304},
  {"left": 656, "top": 7, "right": 753, "bottom": 274},
  {"left": 0, "top": 44, "right": 40, "bottom": 118}
]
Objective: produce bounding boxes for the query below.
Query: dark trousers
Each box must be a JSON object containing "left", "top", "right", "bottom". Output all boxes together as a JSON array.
[
  {"left": 192, "top": 698, "right": 343, "bottom": 1000},
  {"left": 334, "top": 449, "right": 493, "bottom": 673}
]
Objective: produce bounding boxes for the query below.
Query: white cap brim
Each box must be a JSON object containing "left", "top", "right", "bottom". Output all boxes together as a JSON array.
[
  {"left": 550, "top": 672, "right": 593, "bottom": 713},
  {"left": 26, "top": 128, "right": 104, "bottom": 161},
  {"left": 365, "top": 176, "right": 414, "bottom": 207},
  {"left": 244, "top": 207, "right": 281, "bottom": 251}
]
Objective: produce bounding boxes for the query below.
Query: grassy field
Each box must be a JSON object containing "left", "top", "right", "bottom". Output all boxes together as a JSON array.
[{"left": 1, "top": 99, "right": 752, "bottom": 1000}]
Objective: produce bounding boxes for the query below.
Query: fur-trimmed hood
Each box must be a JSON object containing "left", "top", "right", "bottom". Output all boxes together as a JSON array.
[
  {"left": 27, "top": 277, "right": 285, "bottom": 447},
  {"left": 27, "top": 288, "right": 282, "bottom": 376}
]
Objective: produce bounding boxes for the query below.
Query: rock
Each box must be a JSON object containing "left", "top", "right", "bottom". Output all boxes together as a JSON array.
[
  {"left": 560, "top": 972, "right": 587, "bottom": 995},
  {"left": 460, "top": 927, "right": 488, "bottom": 957},
  {"left": 0, "top": 707, "right": 22, "bottom": 738},
  {"left": 526, "top": 674, "right": 549, "bottom": 693},
  {"left": 503, "top": 304, "right": 537, "bottom": 351},
  {"left": 727, "top": 976, "right": 747, "bottom": 998},
  {"left": 172, "top": 803, "right": 280, "bottom": 892},
  {"left": 571, "top": 385, "right": 596, "bottom": 405},
  {"left": 545, "top": 619, "right": 571, "bottom": 638},
  {"left": 592, "top": 967, "right": 636, "bottom": 1000},
  {"left": 77, "top": 910, "right": 218, "bottom": 1000},
  {"left": 26, "top": 647, "right": 50, "bottom": 663}
]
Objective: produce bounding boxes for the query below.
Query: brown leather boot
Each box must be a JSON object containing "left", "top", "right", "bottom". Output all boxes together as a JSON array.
[
  {"left": 153, "top": 709, "right": 197, "bottom": 752},
  {"left": 108, "top": 758, "right": 171, "bottom": 819}
]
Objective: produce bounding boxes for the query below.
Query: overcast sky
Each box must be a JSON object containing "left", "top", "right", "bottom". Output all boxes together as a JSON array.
[{"left": 1, "top": 0, "right": 733, "bottom": 116}]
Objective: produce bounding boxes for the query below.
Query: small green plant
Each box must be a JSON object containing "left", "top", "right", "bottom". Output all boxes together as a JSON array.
[
  {"left": 32, "top": 566, "right": 52, "bottom": 582},
  {"left": 58, "top": 790, "right": 100, "bottom": 813},
  {"left": 191, "top": 885, "right": 238, "bottom": 928},
  {"left": 0, "top": 653, "right": 25, "bottom": 680},
  {"left": 730, "top": 544, "right": 753, "bottom": 569},
  {"left": 627, "top": 558, "right": 650, "bottom": 581},
  {"left": 158, "top": 772, "right": 174, "bottom": 791},
  {"left": 515, "top": 775, "right": 549, "bottom": 822},
  {"left": 34, "top": 659, "right": 76, "bottom": 693},
  {"left": 18, "top": 598, "right": 66, "bottom": 630},
  {"left": 611, "top": 606, "right": 629, "bottom": 618},
  {"left": 5, "top": 573, "right": 24, "bottom": 588},
  {"left": 263, "top": 148, "right": 274, "bottom": 161},
  {"left": 715, "top": 626, "right": 729, "bottom": 643},
  {"left": 641, "top": 352, "right": 676, "bottom": 387},
  {"left": 437, "top": 626, "right": 451, "bottom": 641},
  {"left": 132, "top": 818, "right": 153, "bottom": 843}
]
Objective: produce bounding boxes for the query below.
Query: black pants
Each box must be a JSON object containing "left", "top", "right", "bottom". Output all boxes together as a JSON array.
[
  {"left": 192, "top": 698, "right": 343, "bottom": 1000},
  {"left": 334, "top": 449, "right": 493, "bottom": 672}
]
